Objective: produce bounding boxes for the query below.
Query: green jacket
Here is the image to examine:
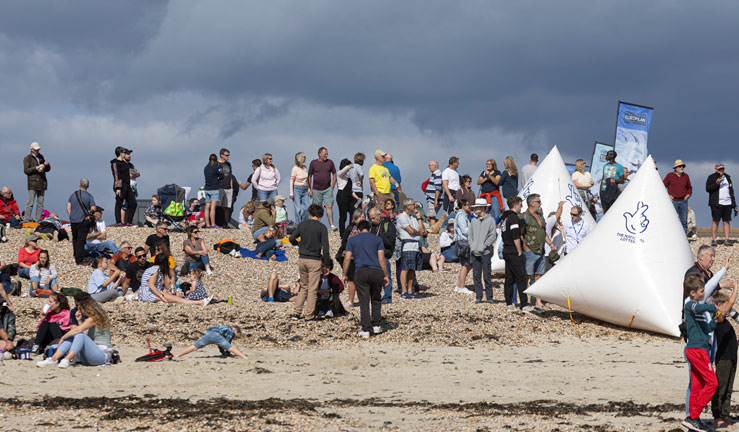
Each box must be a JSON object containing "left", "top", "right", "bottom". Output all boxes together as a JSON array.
[
  {"left": 684, "top": 300, "right": 717, "bottom": 352},
  {"left": 1, "top": 305, "right": 16, "bottom": 341}
]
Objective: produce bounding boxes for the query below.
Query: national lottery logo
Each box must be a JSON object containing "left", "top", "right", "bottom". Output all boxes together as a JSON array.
[
  {"left": 521, "top": 179, "right": 534, "bottom": 200},
  {"left": 565, "top": 184, "right": 583, "bottom": 208},
  {"left": 623, "top": 201, "right": 649, "bottom": 235}
]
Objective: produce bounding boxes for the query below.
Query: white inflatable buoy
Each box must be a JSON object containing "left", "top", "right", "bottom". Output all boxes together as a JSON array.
[{"left": 525, "top": 156, "right": 692, "bottom": 337}]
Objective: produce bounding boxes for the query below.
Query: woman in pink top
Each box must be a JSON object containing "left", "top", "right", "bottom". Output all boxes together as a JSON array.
[
  {"left": 290, "top": 152, "right": 311, "bottom": 223},
  {"left": 253, "top": 153, "right": 281, "bottom": 202},
  {"left": 33, "top": 291, "right": 71, "bottom": 354}
]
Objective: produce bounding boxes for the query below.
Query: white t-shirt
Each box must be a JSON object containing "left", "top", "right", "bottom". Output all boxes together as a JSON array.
[
  {"left": 89, "top": 220, "right": 106, "bottom": 245},
  {"left": 562, "top": 219, "right": 590, "bottom": 254},
  {"left": 397, "top": 212, "right": 420, "bottom": 252},
  {"left": 719, "top": 176, "right": 731, "bottom": 205},
  {"left": 441, "top": 168, "right": 460, "bottom": 191},
  {"left": 571, "top": 171, "right": 593, "bottom": 189},
  {"left": 439, "top": 231, "right": 455, "bottom": 249},
  {"left": 521, "top": 164, "right": 537, "bottom": 186}
]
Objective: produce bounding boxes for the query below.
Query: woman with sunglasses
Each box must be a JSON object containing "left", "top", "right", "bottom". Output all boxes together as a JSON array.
[{"left": 183, "top": 226, "right": 213, "bottom": 275}]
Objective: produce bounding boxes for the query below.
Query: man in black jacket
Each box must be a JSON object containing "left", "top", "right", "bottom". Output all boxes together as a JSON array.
[
  {"left": 110, "top": 147, "right": 137, "bottom": 226},
  {"left": 368, "top": 207, "right": 396, "bottom": 303},
  {"left": 706, "top": 163, "right": 737, "bottom": 246},
  {"left": 289, "top": 204, "right": 331, "bottom": 321}
]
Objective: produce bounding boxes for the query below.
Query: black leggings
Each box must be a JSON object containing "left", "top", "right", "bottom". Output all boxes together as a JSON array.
[
  {"left": 35, "top": 321, "right": 64, "bottom": 351},
  {"left": 114, "top": 187, "right": 137, "bottom": 225},
  {"left": 336, "top": 193, "right": 354, "bottom": 234}
]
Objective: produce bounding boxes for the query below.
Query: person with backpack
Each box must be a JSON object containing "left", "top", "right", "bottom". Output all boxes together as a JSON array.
[
  {"left": 368, "top": 207, "right": 396, "bottom": 304},
  {"left": 66, "top": 179, "right": 97, "bottom": 266}
]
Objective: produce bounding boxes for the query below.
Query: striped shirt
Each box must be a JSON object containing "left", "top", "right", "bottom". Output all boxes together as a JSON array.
[
  {"left": 425, "top": 170, "right": 442, "bottom": 201},
  {"left": 138, "top": 266, "right": 162, "bottom": 303}
]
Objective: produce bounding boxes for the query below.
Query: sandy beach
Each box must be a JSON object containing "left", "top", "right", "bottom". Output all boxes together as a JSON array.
[{"left": 0, "top": 226, "right": 736, "bottom": 430}]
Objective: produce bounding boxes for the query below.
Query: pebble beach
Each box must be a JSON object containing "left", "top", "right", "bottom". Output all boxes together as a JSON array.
[{"left": 1, "top": 225, "right": 737, "bottom": 431}]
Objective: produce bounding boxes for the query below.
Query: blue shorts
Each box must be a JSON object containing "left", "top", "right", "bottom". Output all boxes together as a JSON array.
[
  {"left": 194, "top": 329, "right": 232, "bottom": 351},
  {"left": 524, "top": 250, "right": 546, "bottom": 276},
  {"left": 204, "top": 190, "right": 219, "bottom": 203},
  {"left": 261, "top": 288, "right": 293, "bottom": 302},
  {"left": 312, "top": 188, "right": 334, "bottom": 206},
  {"left": 401, "top": 250, "right": 422, "bottom": 271}
]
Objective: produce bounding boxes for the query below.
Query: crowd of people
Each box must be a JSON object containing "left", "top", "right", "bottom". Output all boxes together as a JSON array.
[{"left": 0, "top": 140, "right": 737, "bottom": 390}]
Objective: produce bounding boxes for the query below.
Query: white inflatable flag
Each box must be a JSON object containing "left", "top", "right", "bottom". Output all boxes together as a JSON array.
[
  {"left": 525, "top": 156, "right": 692, "bottom": 337},
  {"left": 519, "top": 146, "right": 596, "bottom": 230}
]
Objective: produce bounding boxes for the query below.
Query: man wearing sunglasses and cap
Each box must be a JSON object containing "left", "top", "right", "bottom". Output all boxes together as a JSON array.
[
  {"left": 707, "top": 163, "right": 737, "bottom": 246},
  {"left": 663, "top": 159, "right": 693, "bottom": 234}
]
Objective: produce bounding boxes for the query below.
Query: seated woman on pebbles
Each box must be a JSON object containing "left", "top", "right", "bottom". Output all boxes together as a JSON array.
[
  {"left": 87, "top": 256, "right": 124, "bottom": 303},
  {"left": 439, "top": 221, "right": 458, "bottom": 263},
  {"left": 32, "top": 291, "right": 71, "bottom": 354},
  {"left": 36, "top": 296, "right": 112, "bottom": 368},
  {"left": 261, "top": 272, "right": 300, "bottom": 302},
  {"left": 183, "top": 226, "right": 214, "bottom": 275},
  {"left": 149, "top": 242, "right": 177, "bottom": 284},
  {"left": 255, "top": 226, "right": 281, "bottom": 260},
  {"left": 139, "top": 254, "right": 211, "bottom": 306},
  {"left": 29, "top": 249, "right": 59, "bottom": 297}
]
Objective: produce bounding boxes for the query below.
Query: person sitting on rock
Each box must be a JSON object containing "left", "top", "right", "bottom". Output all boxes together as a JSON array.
[
  {"left": 84, "top": 207, "right": 119, "bottom": 256},
  {"left": 261, "top": 272, "right": 300, "bottom": 302},
  {"left": 144, "top": 194, "right": 163, "bottom": 227},
  {"left": 0, "top": 186, "right": 22, "bottom": 228}
]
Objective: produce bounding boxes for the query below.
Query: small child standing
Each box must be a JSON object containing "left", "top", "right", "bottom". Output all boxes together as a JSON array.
[
  {"left": 682, "top": 273, "right": 721, "bottom": 431},
  {"left": 711, "top": 287, "right": 738, "bottom": 429},
  {"left": 274, "top": 195, "right": 288, "bottom": 237},
  {"left": 173, "top": 324, "right": 248, "bottom": 360}
]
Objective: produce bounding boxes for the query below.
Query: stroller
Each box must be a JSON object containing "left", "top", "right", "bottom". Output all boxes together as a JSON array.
[{"left": 156, "top": 184, "right": 190, "bottom": 232}]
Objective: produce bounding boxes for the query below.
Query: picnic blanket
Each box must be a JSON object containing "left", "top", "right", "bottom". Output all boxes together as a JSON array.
[{"left": 240, "top": 248, "right": 288, "bottom": 262}]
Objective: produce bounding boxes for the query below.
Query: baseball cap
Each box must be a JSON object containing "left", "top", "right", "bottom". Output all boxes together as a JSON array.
[
  {"left": 25, "top": 234, "right": 39, "bottom": 242},
  {"left": 374, "top": 149, "right": 386, "bottom": 158},
  {"left": 274, "top": 194, "right": 286, "bottom": 202},
  {"left": 30, "top": 142, "right": 41, "bottom": 150},
  {"left": 716, "top": 163, "right": 725, "bottom": 169}
]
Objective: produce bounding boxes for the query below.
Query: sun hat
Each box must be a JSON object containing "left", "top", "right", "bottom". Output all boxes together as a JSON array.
[
  {"left": 673, "top": 159, "right": 686, "bottom": 169},
  {"left": 471, "top": 198, "right": 488, "bottom": 208},
  {"left": 274, "top": 195, "right": 286, "bottom": 202},
  {"left": 30, "top": 142, "right": 41, "bottom": 150}
]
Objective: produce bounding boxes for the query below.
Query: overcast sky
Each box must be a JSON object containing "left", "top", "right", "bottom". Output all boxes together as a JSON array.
[{"left": 0, "top": 1, "right": 737, "bottom": 227}]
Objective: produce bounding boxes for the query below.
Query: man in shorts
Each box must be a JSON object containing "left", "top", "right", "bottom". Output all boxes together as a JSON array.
[
  {"left": 707, "top": 163, "right": 737, "bottom": 246},
  {"left": 308, "top": 147, "right": 338, "bottom": 231},
  {"left": 520, "top": 193, "right": 555, "bottom": 308},
  {"left": 368, "top": 149, "right": 401, "bottom": 208},
  {"left": 217, "top": 148, "right": 237, "bottom": 228},
  {"left": 397, "top": 198, "right": 427, "bottom": 299},
  {"left": 261, "top": 272, "right": 299, "bottom": 302}
]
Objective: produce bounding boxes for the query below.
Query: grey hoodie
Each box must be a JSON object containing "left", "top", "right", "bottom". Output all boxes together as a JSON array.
[{"left": 469, "top": 213, "right": 497, "bottom": 256}]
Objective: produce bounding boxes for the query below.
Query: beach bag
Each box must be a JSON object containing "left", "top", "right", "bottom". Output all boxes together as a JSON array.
[
  {"left": 61, "top": 287, "right": 84, "bottom": 297},
  {"left": 455, "top": 239, "right": 470, "bottom": 259},
  {"left": 214, "top": 239, "right": 240, "bottom": 255},
  {"left": 163, "top": 201, "right": 184, "bottom": 217}
]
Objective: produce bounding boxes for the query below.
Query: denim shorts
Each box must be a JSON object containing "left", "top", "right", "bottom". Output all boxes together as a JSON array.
[
  {"left": 194, "top": 329, "right": 232, "bottom": 351},
  {"left": 204, "top": 190, "right": 219, "bottom": 203},
  {"left": 524, "top": 250, "right": 546, "bottom": 275},
  {"left": 312, "top": 188, "right": 334, "bottom": 206}
]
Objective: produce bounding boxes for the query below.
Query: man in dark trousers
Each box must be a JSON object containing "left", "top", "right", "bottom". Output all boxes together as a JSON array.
[
  {"left": 706, "top": 163, "right": 737, "bottom": 246},
  {"left": 217, "top": 148, "right": 238, "bottom": 228},
  {"left": 110, "top": 146, "right": 137, "bottom": 226},
  {"left": 501, "top": 196, "right": 531, "bottom": 312},
  {"left": 66, "top": 179, "right": 96, "bottom": 266},
  {"left": 368, "top": 207, "right": 396, "bottom": 303},
  {"left": 289, "top": 204, "right": 331, "bottom": 321},
  {"left": 23, "top": 141, "right": 51, "bottom": 222},
  {"left": 343, "top": 220, "right": 389, "bottom": 339}
]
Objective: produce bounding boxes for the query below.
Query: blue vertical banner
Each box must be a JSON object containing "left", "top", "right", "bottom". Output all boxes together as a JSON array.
[
  {"left": 614, "top": 101, "right": 654, "bottom": 179},
  {"left": 590, "top": 141, "right": 613, "bottom": 198}
]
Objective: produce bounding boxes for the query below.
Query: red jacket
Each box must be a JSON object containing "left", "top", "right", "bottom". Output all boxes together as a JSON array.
[
  {"left": 0, "top": 195, "right": 21, "bottom": 220},
  {"left": 663, "top": 172, "right": 692, "bottom": 201}
]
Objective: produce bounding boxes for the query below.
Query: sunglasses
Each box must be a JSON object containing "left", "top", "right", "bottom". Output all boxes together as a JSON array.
[
  {"left": 533, "top": 200, "right": 541, "bottom": 203},
  {"left": 570, "top": 213, "right": 579, "bottom": 217},
  {"left": 136, "top": 254, "right": 146, "bottom": 259},
  {"left": 193, "top": 230, "right": 200, "bottom": 234}
]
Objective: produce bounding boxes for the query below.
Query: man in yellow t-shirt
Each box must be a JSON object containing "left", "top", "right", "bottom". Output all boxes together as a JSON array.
[{"left": 368, "top": 149, "right": 401, "bottom": 207}]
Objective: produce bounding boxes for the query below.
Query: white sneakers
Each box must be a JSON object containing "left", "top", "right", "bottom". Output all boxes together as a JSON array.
[
  {"left": 372, "top": 326, "right": 383, "bottom": 334},
  {"left": 202, "top": 296, "right": 213, "bottom": 307},
  {"left": 521, "top": 306, "right": 535, "bottom": 313},
  {"left": 507, "top": 304, "right": 518, "bottom": 312},
  {"left": 357, "top": 330, "right": 370, "bottom": 339},
  {"left": 58, "top": 358, "right": 71, "bottom": 368},
  {"left": 330, "top": 225, "right": 339, "bottom": 232},
  {"left": 325, "top": 309, "right": 334, "bottom": 318},
  {"left": 229, "top": 249, "right": 240, "bottom": 258},
  {"left": 454, "top": 286, "right": 474, "bottom": 294},
  {"left": 206, "top": 269, "right": 213, "bottom": 276},
  {"left": 36, "top": 358, "right": 58, "bottom": 367}
]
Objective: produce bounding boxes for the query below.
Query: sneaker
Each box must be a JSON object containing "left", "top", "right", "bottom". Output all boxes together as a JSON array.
[
  {"left": 113, "top": 296, "right": 125, "bottom": 304},
  {"left": 290, "top": 314, "right": 301, "bottom": 320},
  {"left": 486, "top": 299, "right": 495, "bottom": 304},
  {"left": 458, "top": 287, "right": 474, "bottom": 295},
  {"left": 372, "top": 326, "right": 383, "bottom": 334},
  {"left": 475, "top": 299, "right": 483, "bottom": 304},
  {"left": 718, "top": 239, "right": 725, "bottom": 246},
  {"left": 357, "top": 330, "right": 370, "bottom": 339},
  {"left": 507, "top": 304, "right": 518, "bottom": 312},
  {"left": 401, "top": 293, "right": 410, "bottom": 299},
  {"left": 681, "top": 417, "right": 706, "bottom": 432},
  {"left": 21, "top": 293, "right": 29, "bottom": 298},
  {"left": 206, "top": 269, "right": 213, "bottom": 276},
  {"left": 202, "top": 296, "right": 213, "bottom": 307},
  {"left": 381, "top": 298, "right": 392, "bottom": 304},
  {"left": 453, "top": 286, "right": 462, "bottom": 293},
  {"left": 712, "top": 240, "right": 718, "bottom": 247},
  {"left": 330, "top": 225, "right": 339, "bottom": 232},
  {"left": 317, "top": 310, "right": 326, "bottom": 319},
  {"left": 325, "top": 309, "right": 334, "bottom": 318},
  {"left": 522, "top": 306, "right": 535, "bottom": 313},
  {"left": 31, "top": 344, "right": 40, "bottom": 354},
  {"left": 58, "top": 358, "right": 71, "bottom": 369},
  {"left": 36, "top": 358, "right": 58, "bottom": 367},
  {"left": 267, "top": 297, "right": 274, "bottom": 302}
]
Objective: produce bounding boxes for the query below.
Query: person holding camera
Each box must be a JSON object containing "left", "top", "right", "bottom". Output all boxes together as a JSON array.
[
  {"left": 707, "top": 163, "right": 737, "bottom": 246},
  {"left": 66, "top": 178, "right": 97, "bottom": 266}
]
